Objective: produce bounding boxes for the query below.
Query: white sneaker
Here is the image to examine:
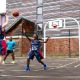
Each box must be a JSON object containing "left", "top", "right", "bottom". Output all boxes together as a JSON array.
[
  {"left": 11, "top": 61, "right": 16, "bottom": 64},
  {"left": 2, "top": 61, "right": 5, "bottom": 64}
]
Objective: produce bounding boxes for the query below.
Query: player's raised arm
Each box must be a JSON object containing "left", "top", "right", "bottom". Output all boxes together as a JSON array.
[
  {"left": 23, "top": 28, "right": 32, "bottom": 42},
  {"left": 2, "top": 15, "right": 9, "bottom": 28},
  {"left": 25, "top": 33, "right": 32, "bottom": 42},
  {"left": 21, "top": 20, "right": 32, "bottom": 42}
]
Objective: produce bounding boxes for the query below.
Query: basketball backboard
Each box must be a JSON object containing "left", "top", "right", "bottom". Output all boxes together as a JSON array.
[{"left": 48, "top": 19, "right": 63, "bottom": 29}]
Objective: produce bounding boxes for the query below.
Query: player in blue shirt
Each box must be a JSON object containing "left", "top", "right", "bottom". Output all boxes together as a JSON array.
[
  {"left": 2, "top": 37, "right": 16, "bottom": 64},
  {"left": 24, "top": 33, "right": 49, "bottom": 71}
]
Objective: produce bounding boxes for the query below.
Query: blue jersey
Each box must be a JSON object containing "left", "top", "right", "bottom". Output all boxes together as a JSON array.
[
  {"left": 31, "top": 40, "right": 41, "bottom": 51},
  {"left": 7, "top": 40, "right": 16, "bottom": 50}
]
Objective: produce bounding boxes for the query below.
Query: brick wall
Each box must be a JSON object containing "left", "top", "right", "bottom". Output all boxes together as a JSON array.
[
  {"left": 21, "top": 38, "right": 30, "bottom": 54},
  {"left": 43, "top": 0, "right": 80, "bottom": 23},
  {"left": 6, "top": 37, "right": 79, "bottom": 57},
  {"left": 46, "top": 38, "right": 79, "bottom": 56}
]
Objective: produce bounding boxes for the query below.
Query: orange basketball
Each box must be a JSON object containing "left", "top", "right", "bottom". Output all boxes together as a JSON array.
[
  {"left": 52, "top": 23, "right": 58, "bottom": 29},
  {"left": 12, "top": 10, "right": 19, "bottom": 17},
  {"left": 53, "top": 25, "right": 57, "bottom": 28}
]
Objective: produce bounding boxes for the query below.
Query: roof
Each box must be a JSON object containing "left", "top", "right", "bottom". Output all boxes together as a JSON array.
[{"left": 6, "top": 17, "right": 35, "bottom": 34}]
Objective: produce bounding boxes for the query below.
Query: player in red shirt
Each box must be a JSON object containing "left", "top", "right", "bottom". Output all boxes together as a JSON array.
[{"left": 0, "top": 14, "right": 8, "bottom": 63}]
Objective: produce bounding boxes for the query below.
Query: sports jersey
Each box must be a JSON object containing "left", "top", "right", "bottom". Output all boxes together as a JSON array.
[
  {"left": 31, "top": 40, "right": 40, "bottom": 51},
  {"left": 7, "top": 40, "right": 16, "bottom": 50}
]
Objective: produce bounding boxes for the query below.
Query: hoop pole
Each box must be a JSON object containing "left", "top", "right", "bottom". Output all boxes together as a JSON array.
[
  {"left": 79, "top": 23, "right": 80, "bottom": 60},
  {"left": 64, "top": 18, "right": 66, "bottom": 28},
  {"left": 43, "top": 22, "right": 48, "bottom": 58}
]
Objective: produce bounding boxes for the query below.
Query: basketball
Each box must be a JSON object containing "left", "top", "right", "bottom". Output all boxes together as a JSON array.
[
  {"left": 12, "top": 10, "right": 19, "bottom": 17},
  {"left": 53, "top": 24, "right": 57, "bottom": 28},
  {"left": 53, "top": 25, "right": 57, "bottom": 28}
]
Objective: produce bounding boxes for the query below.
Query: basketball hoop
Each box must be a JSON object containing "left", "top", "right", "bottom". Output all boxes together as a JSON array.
[{"left": 48, "top": 19, "right": 63, "bottom": 29}]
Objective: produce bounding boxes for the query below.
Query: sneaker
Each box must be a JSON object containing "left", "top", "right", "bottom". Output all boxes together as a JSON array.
[
  {"left": 24, "top": 65, "right": 30, "bottom": 72},
  {"left": 43, "top": 64, "right": 48, "bottom": 70},
  {"left": 2, "top": 61, "right": 5, "bottom": 64},
  {"left": 11, "top": 61, "right": 16, "bottom": 64}
]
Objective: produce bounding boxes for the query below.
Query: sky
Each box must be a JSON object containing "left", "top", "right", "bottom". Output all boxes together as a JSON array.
[{"left": 0, "top": 0, "right": 6, "bottom": 13}]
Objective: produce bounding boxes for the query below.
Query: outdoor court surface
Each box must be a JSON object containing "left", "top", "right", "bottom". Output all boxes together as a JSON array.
[{"left": 0, "top": 57, "right": 80, "bottom": 80}]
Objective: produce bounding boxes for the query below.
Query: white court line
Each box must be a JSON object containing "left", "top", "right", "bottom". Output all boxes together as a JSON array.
[
  {"left": 0, "top": 75, "right": 53, "bottom": 78},
  {"left": 48, "top": 61, "right": 78, "bottom": 70},
  {"left": 51, "top": 63, "right": 62, "bottom": 65},
  {"left": 4, "top": 63, "right": 14, "bottom": 65},
  {"left": 2, "top": 74, "right": 80, "bottom": 79},
  {"left": 11, "top": 70, "right": 25, "bottom": 72},
  {"left": 0, "top": 69, "right": 25, "bottom": 72},
  {"left": 0, "top": 70, "right": 5, "bottom": 71},
  {"left": 33, "top": 69, "right": 44, "bottom": 71},
  {"left": 74, "top": 64, "right": 80, "bottom": 68},
  {"left": 56, "top": 61, "right": 78, "bottom": 68},
  {"left": 11, "top": 68, "right": 44, "bottom": 72}
]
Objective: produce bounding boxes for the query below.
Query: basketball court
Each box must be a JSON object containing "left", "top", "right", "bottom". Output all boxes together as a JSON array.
[{"left": 0, "top": 57, "right": 80, "bottom": 80}]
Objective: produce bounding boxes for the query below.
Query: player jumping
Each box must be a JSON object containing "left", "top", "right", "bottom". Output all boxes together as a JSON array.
[
  {"left": 0, "top": 14, "right": 8, "bottom": 63},
  {"left": 24, "top": 33, "right": 49, "bottom": 71}
]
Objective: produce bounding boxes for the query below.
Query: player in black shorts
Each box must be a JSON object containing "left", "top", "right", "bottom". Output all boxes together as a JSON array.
[{"left": 2, "top": 37, "right": 16, "bottom": 64}]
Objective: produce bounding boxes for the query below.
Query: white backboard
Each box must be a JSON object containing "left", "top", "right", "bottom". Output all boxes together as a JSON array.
[
  {"left": 48, "top": 19, "right": 63, "bottom": 29},
  {"left": 0, "top": 0, "right": 6, "bottom": 13}
]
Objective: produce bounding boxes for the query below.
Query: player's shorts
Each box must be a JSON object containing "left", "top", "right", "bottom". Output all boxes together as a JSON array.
[
  {"left": 7, "top": 50, "right": 13, "bottom": 54},
  {"left": 38, "top": 50, "right": 44, "bottom": 59},
  {"left": 0, "top": 40, "right": 7, "bottom": 55},
  {"left": 28, "top": 49, "right": 43, "bottom": 61}
]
